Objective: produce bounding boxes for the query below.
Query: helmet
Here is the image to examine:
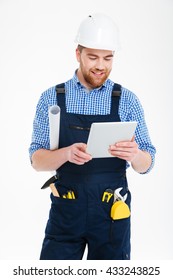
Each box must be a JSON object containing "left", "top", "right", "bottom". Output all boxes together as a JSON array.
[{"left": 74, "top": 13, "right": 121, "bottom": 51}]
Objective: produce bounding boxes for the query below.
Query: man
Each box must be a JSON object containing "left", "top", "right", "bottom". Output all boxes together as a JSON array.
[{"left": 29, "top": 13, "right": 156, "bottom": 260}]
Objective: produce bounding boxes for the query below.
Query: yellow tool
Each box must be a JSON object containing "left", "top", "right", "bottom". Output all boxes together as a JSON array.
[
  {"left": 111, "top": 201, "right": 130, "bottom": 220},
  {"left": 102, "top": 189, "right": 113, "bottom": 202},
  {"left": 66, "top": 191, "right": 75, "bottom": 199},
  {"left": 110, "top": 188, "right": 130, "bottom": 220},
  {"left": 63, "top": 191, "right": 75, "bottom": 199}
]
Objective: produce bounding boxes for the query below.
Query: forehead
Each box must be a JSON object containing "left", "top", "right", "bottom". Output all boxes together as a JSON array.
[{"left": 82, "top": 48, "right": 114, "bottom": 57}]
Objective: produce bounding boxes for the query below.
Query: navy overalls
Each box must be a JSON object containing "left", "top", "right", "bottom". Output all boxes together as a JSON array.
[{"left": 40, "top": 83, "right": 131, "bottom": 260}]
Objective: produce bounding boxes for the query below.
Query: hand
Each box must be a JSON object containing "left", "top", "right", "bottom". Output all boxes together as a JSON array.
[
  {"left": 67, "top": 143, "right": 92, "bottom": 165},
  {"left": 108, "top": 136, "right": 139, "bottom": 162}
]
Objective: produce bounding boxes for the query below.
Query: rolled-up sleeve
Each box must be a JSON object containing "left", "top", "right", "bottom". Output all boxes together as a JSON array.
[
  {"left": 120, "top": 88, "right": 156, "bottom": 174},
  {"left": 29, "top": 86, "right": 57, "bottom": 160}
]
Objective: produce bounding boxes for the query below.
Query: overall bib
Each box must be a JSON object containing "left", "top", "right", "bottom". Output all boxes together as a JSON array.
[{"left": 40, "top": 83, "right": 131, "bottom": 260}]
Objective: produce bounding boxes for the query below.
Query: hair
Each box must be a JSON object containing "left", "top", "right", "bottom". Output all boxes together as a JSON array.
[
  {"left": 77, "top": 45, "right": 85, "bottom": 53},
  {"left": 77, "top": 44, "right": 115, "bottom": 55}
]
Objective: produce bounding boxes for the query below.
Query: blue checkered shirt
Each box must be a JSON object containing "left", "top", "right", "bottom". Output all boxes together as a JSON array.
[{"left": 29, "top": 73, "right": 156, "bottom": 173}]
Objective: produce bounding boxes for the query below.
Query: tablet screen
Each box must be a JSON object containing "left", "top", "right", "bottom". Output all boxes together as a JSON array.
[{"left": 86, "top": 121, "right": 137, "bottom": 158}]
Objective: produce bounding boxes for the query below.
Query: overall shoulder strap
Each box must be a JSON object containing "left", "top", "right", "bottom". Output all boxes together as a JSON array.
[
  {"left": 112, "top": 83, "right": 121, "bottom": 97},
  {"left": 55, "top": 83, "right": 65, "bottom": 94},
  {"left": 55, "top": 83, "right": 65, "bottom": 106},
  {"left": 55, "top": 82, "right": 121, "bottom": 95}
]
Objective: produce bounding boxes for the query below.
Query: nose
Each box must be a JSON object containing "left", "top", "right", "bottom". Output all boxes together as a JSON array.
[{"left": 95, "top": 58, "right": 105, "bottom": 71}]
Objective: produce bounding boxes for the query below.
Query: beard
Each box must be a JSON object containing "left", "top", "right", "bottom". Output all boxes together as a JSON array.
[{"left": 81, "top": 66, "right": 111, "bottom": 89}]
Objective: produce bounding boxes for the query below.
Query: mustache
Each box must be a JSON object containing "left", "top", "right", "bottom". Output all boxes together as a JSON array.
[
  {"left": 90, "top": 69, "right": 107, "bottom": 75},
  {"left": 91, "top": 68, "right": 106, "bottom": 71}
]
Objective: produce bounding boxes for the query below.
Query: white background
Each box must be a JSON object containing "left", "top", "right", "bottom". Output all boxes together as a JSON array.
[{"left": 0, "top": 0, "right": 173, "bottom": 261}]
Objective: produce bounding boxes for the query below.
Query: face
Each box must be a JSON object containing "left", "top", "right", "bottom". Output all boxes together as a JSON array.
[{"left": 76, "top": 47, "right": 114, "bottom": 89}]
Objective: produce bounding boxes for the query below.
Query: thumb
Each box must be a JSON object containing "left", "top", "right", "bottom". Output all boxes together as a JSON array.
[{"left": 76, "top": 142, "right": 87, "bottom": 151}]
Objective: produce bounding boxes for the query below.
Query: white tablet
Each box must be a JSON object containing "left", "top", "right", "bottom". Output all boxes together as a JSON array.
[{"left": 86, "top": 121, "right": 137, "bottom": 158}]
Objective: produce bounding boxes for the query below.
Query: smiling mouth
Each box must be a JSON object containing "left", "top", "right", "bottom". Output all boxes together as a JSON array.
[{"left": 91, "top": 71, "right": 105, "bottom": 77}]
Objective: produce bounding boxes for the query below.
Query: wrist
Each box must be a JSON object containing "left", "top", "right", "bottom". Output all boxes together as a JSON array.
[{"left": 131, "top": 150, "right": 152, "bottom": 173}]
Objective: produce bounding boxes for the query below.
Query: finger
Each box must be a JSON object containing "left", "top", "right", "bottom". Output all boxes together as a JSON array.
[
  {"left": 73, "top": 151, "right": 92, "bottom": 163},
  {"left": 114, "top": 141, "right": 137, "bottom": 148},
  {"left": 110, "top": 150, "right": 131, "bottom": 157},
  {"left": 75, "top": 149, "right": 92, "bottom": 161},
  {"left": 72, "top": 154, "right": 86, "bottom": 164},
  {"left": 75, "top": 143, "right": 87, "bottom": 152},
  {"left": 109, "top": 151, "right": 133, "bottom": 161},
  {"left": 115, "top": 142, "right": 134, "bottom": 148},
  {"left": 111, "top": 147, "right": 135, "bottom": 153},
  {"left": 73, "top": 158, "right": 85, "bottom": 165}
]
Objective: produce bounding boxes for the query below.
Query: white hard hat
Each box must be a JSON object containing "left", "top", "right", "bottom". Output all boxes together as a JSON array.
[{"left": 75, "top": 13, "right": 121, "bottom": 51}]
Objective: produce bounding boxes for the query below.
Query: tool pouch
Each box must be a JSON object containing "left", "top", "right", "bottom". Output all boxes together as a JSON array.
[{"left": 110, "top": 201, "right": 130, "bottom": 220}]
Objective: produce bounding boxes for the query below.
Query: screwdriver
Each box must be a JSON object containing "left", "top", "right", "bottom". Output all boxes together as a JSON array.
[{"left": 63, "top": 190, "right": 75, "bottom": 199}]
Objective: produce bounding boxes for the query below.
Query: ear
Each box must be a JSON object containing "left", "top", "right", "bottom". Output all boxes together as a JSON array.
[{"left": 76, "top": 48, "right": 81, "bottom": 62}]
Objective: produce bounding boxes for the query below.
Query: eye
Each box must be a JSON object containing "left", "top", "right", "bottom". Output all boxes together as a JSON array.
[
  {"left": 104, "top": 57, "right": 112, "bottom": 61},
  {"left": 89, "top": 57, "right": 97, "bottom": 60}
]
